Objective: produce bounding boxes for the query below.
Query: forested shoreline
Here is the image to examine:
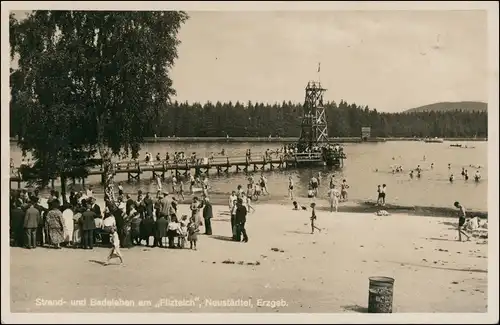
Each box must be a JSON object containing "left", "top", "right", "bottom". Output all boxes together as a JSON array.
[
  {"left": 146, "top": 100, "right": 487, "bottom": 138},
  {"left": 10, "top": 98, "right": 488, "bottom": 140}
]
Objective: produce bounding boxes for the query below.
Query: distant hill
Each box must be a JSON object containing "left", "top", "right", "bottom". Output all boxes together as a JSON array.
[{"left": 404, "top": 101, "right": 487, "bottom": 113}]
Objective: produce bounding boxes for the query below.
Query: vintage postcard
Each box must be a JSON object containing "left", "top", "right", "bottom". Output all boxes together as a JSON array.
[{"left": 1, "top": 1, "right": 498, "bottom": 324}]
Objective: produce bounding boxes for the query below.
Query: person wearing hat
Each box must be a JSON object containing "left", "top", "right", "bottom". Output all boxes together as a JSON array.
[
  {"left": 160, "top": 191, "right": 174, "bottom": 223},
  {"left": 202, "top": 196, "right": 213, "bottom": 235},
  {"left": 235, "top": 198, "right": 248, "bottom": 242}
]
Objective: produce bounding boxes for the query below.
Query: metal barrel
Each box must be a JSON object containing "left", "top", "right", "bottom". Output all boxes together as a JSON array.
[{"left": 368, "top": 276, "right": 395, "bottom": 313}]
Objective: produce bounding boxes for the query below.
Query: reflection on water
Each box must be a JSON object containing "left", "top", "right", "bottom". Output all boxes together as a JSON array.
[{"left": 10, "top": 141, "right": 488, "bottom": 210}]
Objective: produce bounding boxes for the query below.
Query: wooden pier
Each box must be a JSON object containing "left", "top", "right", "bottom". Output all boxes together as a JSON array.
[{"left": 9, "top": 152, "right": 337, "bottom": 188}]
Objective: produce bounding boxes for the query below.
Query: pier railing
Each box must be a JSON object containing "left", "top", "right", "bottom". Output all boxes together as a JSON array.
[{"left": 10, "top": 151, "right": 333, "bottom": 185}]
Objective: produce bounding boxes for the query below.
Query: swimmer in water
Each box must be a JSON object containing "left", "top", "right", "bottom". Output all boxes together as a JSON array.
[
  {"left": 461, "top": 168, "right": 465, "bottom": 177},
  {"left": 410, "top": 170, "right": 414, "bottom": 179},
  {"left": 474, "top": 170, "right": 481, "bottom": 182},
  {"left": 448, "top": 163, "right": 451, "bottom": 170},
  {"left": 417, "top": 170, "right": 421, "bottom": 178},
  {"left": 449, "top": 174, "right": 454, "bottom": 183},
  {"left": 431, "top": 163, "right": 434, "bottom": 169},
  {"left": 416, "top": 165, "right": 421, "bottom": 173},
  {"left": 464, "top": 170, "right": 469, "bottom": 181}
]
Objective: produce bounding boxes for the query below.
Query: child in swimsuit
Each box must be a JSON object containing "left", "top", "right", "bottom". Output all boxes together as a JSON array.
[
  {"left": 310, "top": 203, "right": 321, "bottom": 234},
  {"left": 288, "top": 176, "right": 294, "bottom": 200}
]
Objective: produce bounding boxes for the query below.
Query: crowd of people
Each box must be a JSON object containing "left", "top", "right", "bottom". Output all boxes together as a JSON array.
[{"left": 9, "top": 186, "right": 222, "bottom": 254}]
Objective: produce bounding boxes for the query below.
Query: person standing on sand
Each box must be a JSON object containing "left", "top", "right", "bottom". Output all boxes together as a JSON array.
[
  {"left": 187, "top": 216, "right": 200, "bottom": 250},
  {"left": 328, "top": 185, "right": 340, "bottom": 212},
  {"left": 190, "top": 197, "right": 202, "bottom": 226},
  {"left": 380, "top": 184, "right": 387, "bottom": 206},
  {"left": 202, "top": 176, "right": 209, "bottom": 197},
  {"left": 329, "top": 175, "right": 335, "bottom": 189},
  {"left": 154, "top": 213, "right": 168, "bottom": 248},
  {"left": 189, "top": 174, "right": 196, "bottom": 194},
  {"left": 202, "top": 196, "right": 213, "bottom": 235},
  {"left": 454, "top": 201, "right": 470, "bottom": 242},
  {"left": 178, "top": 180, "right": 185, "bottom": 201},
  {"left": 235, "top": 198, "right": 249, "bottom": 242},
  {"left": 229, "top": 191, "right": 237, "bottom": 212},
  {"left": 10, "top": 201, "right": 25, "bottom": 247},
  {"left": 310, "top": 202, "right": 321, "bottom": 234},
  {"left": 449, "top": 173, "right": 454, "bottom": 183},
  {"left": 80, "top": 204, "right": 96, "bottom": 249},
  {"left": 340, "top": 179, "right": 349, "bottom": 202},
  {"left": 45, "top": 201, "right": 66, "bottom": 249},
  {"left": 171, "top": 175, "right": 177, "bottom": 193},
  {"left": 310, "top": 176, "right": 319, "bottom": 198},
  {"left": 230, "top": 198, "right": 238, "bottom": 240},
  {"left": 260, "top": 175, "right": 269, "bottom": 195},
  {"left": 247, "top": 176, "right": 255, "bottom": 198},
  {"left": 104, "top": 227, "right": 124, "bottom": 266},
  {"left": 288, "top": 176, "right": 294, "bottom": 200},
  {"left": 474, "top": 170, "right": 481, "bottom": 183},
  {"left": 23, "top": 200, "right": 40, "bottom": 249}
]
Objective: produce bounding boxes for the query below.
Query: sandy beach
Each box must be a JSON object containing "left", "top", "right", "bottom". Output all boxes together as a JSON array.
[{"left": 9, "top": 202, "right": 488, "bottom": 313}]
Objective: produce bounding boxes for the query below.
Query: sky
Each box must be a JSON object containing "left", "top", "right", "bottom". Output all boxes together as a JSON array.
[
  {"left": 170, "top": 10, "right": 488, "bottom": 112},
  {"left": 10, "top": 9, "right": 489, "bottom": 112}
]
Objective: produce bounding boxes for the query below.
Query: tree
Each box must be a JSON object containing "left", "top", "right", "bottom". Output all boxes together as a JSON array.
[{"left": 10, "top": 10, "right": 188, "bottom": 206}]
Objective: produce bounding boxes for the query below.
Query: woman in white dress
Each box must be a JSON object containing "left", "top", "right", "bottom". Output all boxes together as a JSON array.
[
  {"left": 73, "top": 212, "right": 82, "bottom": 245},
  {"left": 62, "top": 205, "right": 74, "bottom": 245}
]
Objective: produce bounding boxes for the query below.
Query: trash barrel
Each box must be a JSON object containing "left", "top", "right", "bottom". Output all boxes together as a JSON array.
[{"left": 368, "top": 276, "right": 395, "bottom": 313}]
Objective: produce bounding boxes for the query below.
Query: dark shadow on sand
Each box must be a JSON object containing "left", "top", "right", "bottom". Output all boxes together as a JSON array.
[
  {"left": 427, "top": 237, "right": 457, "bottom": 242},
  {"left": 286, "top": 230, "right": 312, "bottom": 235},
  {"left": 341, "top": 304, "right": 368, "bottom": 313},
  {"left": 209, "top": 235, "right": 234, "bottom": 242},
  {"left": 385, "top": 261, "right": 487, "bottom": 274},
  {"left": 314, "top": 200, "right": 488, "bottom": 219},
  {"left": 440, "top": 221, "right": 458, "bottom": 227},
  {"left": 89, "top": 259, "right": 107, "bottom": 266}
]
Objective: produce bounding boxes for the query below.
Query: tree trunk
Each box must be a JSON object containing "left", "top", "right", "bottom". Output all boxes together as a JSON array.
[
  {"left": 96, "top": 116, "right": 117, "bottom": 210},
  {"left": 98, "top": 144, "right": 117, "bottom": 210},
  {"left": 60, "top": 173, "right": 68, "bottom": 205}
]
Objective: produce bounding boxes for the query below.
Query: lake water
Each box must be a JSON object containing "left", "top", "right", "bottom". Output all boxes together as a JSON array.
[{"left": 9, "top": 141, "right": 488, "bottom": 210}]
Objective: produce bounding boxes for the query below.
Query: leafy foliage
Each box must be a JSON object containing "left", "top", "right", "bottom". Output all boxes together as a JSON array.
[
  {"left": 148, "top": 100, "right": 488, "bottom": 138},
  {"left": 10, "top": 10, "right": 188, "bottom": 199}
]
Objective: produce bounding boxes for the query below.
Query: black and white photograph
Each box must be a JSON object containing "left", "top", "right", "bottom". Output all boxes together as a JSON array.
[{"left": 1, "top": 1, "right": 498, "bottom": 324}]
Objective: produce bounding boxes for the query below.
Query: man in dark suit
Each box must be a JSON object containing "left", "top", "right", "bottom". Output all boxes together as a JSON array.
[
  {"left": 11, "top": 201, "right": 25, "bottom": 247},
  {"left": 23, "top": 200, "right": 40, "bottom": 249},
  {"left": 125, "top": 194, "right": 134, "bottom": 216},
  {"left": 154, "top": 214, "right": 168, "bottom": 247},
  {"left": 144, "top": 193, "right": 154, "bottom": 218},
  {"left": 202, "top": 196, "right": 213, "bottom": 235},
  {"left": 112, "top": 204, "right": 125, "bottom": 248},
  {"left": 90, "top": 198, "right": 102, "bottom": 218},
  {"left": 34, "top": 200, "right": 48, "bottom": 246},
  {"left": 235, "top": 198, "right": 248, "bottom": 243},
  {"left": 81, "top": 204, "right": 96, "bottom": 249}
]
